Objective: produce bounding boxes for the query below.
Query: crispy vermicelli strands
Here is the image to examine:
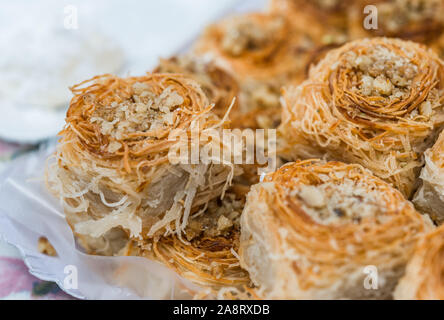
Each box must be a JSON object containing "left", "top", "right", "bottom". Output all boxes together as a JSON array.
[
  {"left": 239, "top": 160, "right": 434, "bottom": 299},
  {"left": 154, "top": 55, "right": 240, "bottom": 121},
  {"left": 46, "top": 73, "right": 237, "bottom": 249},
  {"left": 279, "top": 38, "right": 444, "bottom": 197},
  {"left": 348, "top": 0, "right": 444, "bottom": 44},
  {"left": 194, "top": 12, "right": 319, "bottom": 129},
  {"left": 269, "top": 0, "right": 350, "bottom": 43},
  {"left": 395, "top": 224, "right": 444, "bottom": 300}
]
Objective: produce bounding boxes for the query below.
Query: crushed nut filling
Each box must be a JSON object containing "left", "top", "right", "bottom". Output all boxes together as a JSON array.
[
  {"left": 290, "top": 178, "right": 389, "bottom": 225},
  {"left": 90, "top": 83, "right": 183, "bottom": 144},
  {"left": 184, "top": 192, "right": 243, "bottom": 241},
  {"left": 343, "top": 46, "right": 417, "bottom": 101},
  {"left": 221, "top": 16, "right": 284, "bottom": 56}
]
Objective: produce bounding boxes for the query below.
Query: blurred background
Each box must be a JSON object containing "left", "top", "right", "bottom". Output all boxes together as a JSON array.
[{"left": 0, "top": 0, "right": 266, "bottom": 299}]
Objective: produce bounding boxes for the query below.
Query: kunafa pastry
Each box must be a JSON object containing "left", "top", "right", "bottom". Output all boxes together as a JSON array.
[
  {"left": 239, "top": 160, "right": 434, "bottom": 299},
  {"left": 123, "top": 185, "right": 250, "bottom": 290},
  {"left": 46, "top": 73, "right": 238, "bottom": 253},
  {"left": 279, "top": 38, "right": 444, "bottom": 198}
]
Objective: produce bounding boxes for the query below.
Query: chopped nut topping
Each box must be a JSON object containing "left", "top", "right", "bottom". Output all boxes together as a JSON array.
[
  {"left": 298, "top": 185, "right": 326, "bottom": 208},
  {"left": 38, "top": 237, "right": 57, "bottom": 257},
  {"left": 107, "top": 141, "right": 122, "bottom": 153},
  {"left": 312, "top": 0, "right": 343, "bottom": 11},
  {"left": 291, "top": 178, "right": 387, "bottom": 225},
  {"left": 221, "top": 16, "right": 284, "bottom": 56},
  {"left": 343, "top": 45, "right": 417, "bottom": 101},
  {"left": 90, "top": 84, "right": 184, "bottom": 142},
  {"left": 217, "top": 215, "right": 233, "bottom": 231}
]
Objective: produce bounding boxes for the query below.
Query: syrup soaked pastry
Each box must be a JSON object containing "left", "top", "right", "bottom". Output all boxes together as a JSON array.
[
  {"left": 279, "top": 38, "right": 444, "bottom": 198},
  {"left": 395, "top": 224, "right": 444, "bottom": 300},
  {"left": 46, "top": 73, "right": 239, "bottom": 252},
  {"left": 123, "top": 186, "right": 250, "bottom": 292},
  {"left": 239, "top": 160, "right": 434, "bottom": 299}
]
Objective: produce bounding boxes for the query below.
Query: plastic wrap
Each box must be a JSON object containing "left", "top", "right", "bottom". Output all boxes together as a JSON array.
[{"left": 0, "top": 144, "right": 203, "bottom": 299}]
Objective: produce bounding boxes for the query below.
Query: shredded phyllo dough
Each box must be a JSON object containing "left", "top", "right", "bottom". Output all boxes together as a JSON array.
[
  {"left": 413, "top": 130, "right": 444, "bottom": 224},
  {"left": 41, "top": 2, "right": 444, "bottom": 301},
  {"left": 349, "top": 0, "right": 444, "bottom": 43},
  {"left": 279, "top": 37, "right": 444, "bottom": 198},
  {"left": 121, "top": 187, "right": 251, "bottom": 291},
  {"left": 239, "top": 160, "right": 434, "bottom": 299},
  {"left": 45, "top": 73, "right": 238, "bottom": 246},
  {"left": 395, "top": 224, "right": 444, "bottom": 300},
  {"left": 194, "top": 12, "right": 319, "bottom": 129},
  {"left": 270, "top": 0, "right": 349, "bottom": 43}
]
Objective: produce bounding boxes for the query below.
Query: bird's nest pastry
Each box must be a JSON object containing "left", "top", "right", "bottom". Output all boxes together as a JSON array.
[
  {"left": 194, "top": 12, "right": 320, "bottom": 129},
  {"left": 270, "top": 0, "right": 349, "bottom": 44},
  {"left": 239, "top": 160, "right": 434, "bottom": 299},
  {"left": 413, "top": 130, "right": 444, "bottom": 224},
  {"left": 154, "top": 55, "right": 240, "bottom": 124},
  {"left": 348, "top": 0, "right": 444, "bottom": 44},
  {"left": 279, "top": 37, "right": 444, "bottom": 198},
  {"left": 395, "top": 224, "right": 444, "bottom": 300},
  {"left": 45, "top": 73, "right": 238, "bottom": 252},
  {"left": 122, "top": 185, "right": 251, "bottom": 293}
]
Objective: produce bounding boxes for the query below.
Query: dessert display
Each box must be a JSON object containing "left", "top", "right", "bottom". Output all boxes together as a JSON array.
[{"left": 38, "top": 1, "right": 444, "bottom": 300}]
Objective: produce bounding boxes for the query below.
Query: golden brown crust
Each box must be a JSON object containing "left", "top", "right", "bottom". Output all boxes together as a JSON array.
[
  {"left": 46, "top": 73, "right": 236, "bottom": 245},
  {"left": 279, "top": 37, "right": 444, "bottom": 198},
  {"left": 239, "top": 160, "right": 434, "bottom": 299}
]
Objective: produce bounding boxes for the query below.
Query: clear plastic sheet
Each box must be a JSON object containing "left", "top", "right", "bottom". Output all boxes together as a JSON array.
[{"left": 0, "top": 144, "right": 203, "bottom": 299}]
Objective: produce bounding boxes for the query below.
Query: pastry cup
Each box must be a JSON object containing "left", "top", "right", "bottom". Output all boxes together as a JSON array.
[
  {"left": 239, "top": 160, "right": 434, "bottom": 299},
  {"left": 46, "top": 73, "right": 237, "bottom": 249},
  {"left": 279, "top": 37, "right": 444, "bottom": 198},
  {"left": 194, "top": 12, "right": 318, "bottom": 128}
]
